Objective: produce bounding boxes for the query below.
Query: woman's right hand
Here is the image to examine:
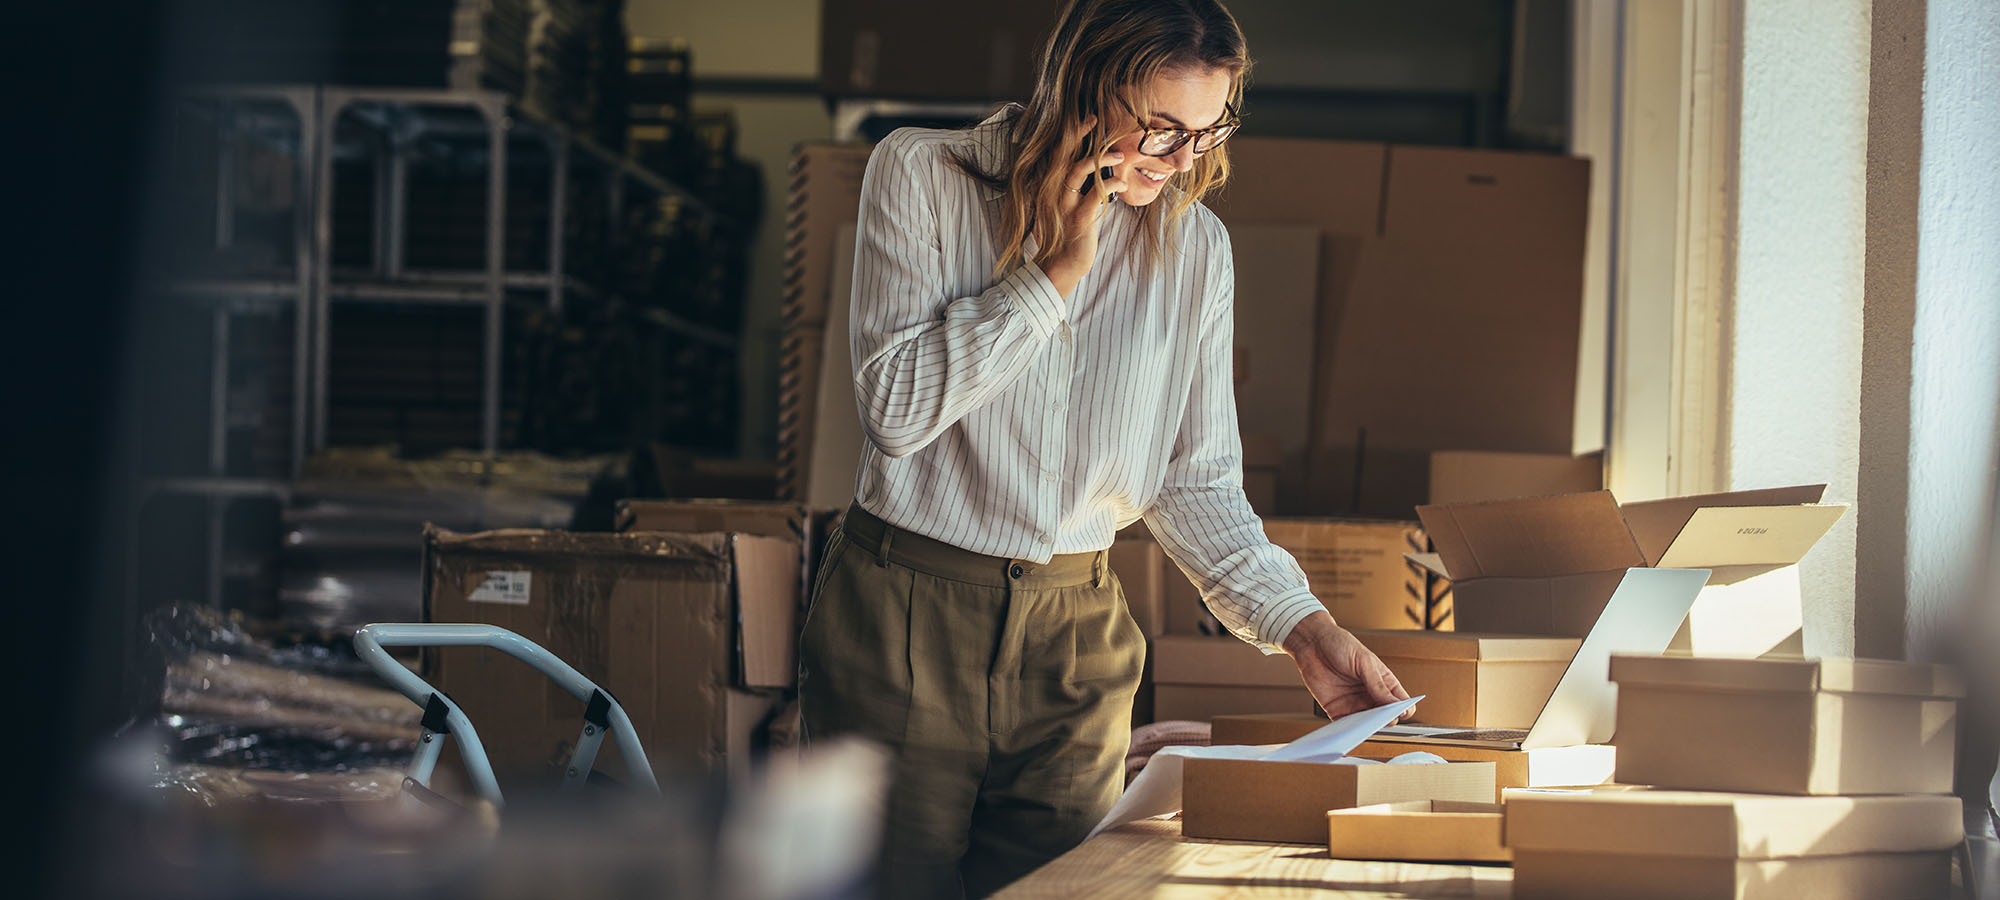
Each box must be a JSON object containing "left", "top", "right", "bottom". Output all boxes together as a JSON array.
[{"left": 1035, "top": 115, "right": 1128, "bottom": 298}]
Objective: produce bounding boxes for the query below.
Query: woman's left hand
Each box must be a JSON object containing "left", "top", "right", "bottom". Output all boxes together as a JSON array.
[{"left": 1280, "top": 611, "right": 1416, "bottom": 721}]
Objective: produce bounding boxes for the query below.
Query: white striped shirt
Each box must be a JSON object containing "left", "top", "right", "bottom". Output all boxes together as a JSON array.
[{"left": 846, "top": 105, "right": 1323, "bottom": 651}]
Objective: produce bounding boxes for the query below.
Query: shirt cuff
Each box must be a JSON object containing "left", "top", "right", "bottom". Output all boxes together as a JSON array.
[
  {"left": 1248, "top": 589, "right": 1326, "bottom": 654},
  {"left": 1005, "top": 260, "right": 1067, "bottom": 339}
]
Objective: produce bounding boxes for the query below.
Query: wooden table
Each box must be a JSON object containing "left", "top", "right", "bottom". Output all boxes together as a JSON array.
[{"left": 994, "top": 819, "right": 1513, "bottom": 899}]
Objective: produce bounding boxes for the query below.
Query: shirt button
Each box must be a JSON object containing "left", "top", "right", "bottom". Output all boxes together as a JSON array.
[
  {"left": 1042, "top": 472, "right": 1057, "bottom": 484},
  {"left": 1009, "top": 564, "right": 1025, "bottom": 579},
  {"left": 1052, "top": 401, "right": 1067, "bottom": 412},
  {"left": 1037, "top": 533, "right": 1051, "bottom": 544}
]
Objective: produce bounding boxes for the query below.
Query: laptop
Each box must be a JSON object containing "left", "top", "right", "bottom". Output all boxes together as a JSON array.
[{"left": 1372, "top": 566, "right": 1711, "bottom": 750}]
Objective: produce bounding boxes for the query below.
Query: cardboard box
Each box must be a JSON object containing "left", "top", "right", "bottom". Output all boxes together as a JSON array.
[
  {"left": 615, "top": 499, "right": 841, "bottom": 623},
  {"left": 1149, "top": 635, "right": 1314, "bottom": 723},
  {"left": 1116, "top": 515, "right": 1430, "bottom": 636},
  {"left": 1327, "top": 801, "right": 1508, "bottom": 863},
  {"left": 1505, "top": 790, "right": 1965, "bottom": 900},
  {"left": 1212, "top": 140, "right": 1593, "bottom": 518},
  {"left": 1263, "top": 517, "right": 1431, "bottom": 631},
  {"left": 1209, "top": 713, "right": 1616, "bottom": 801},
  {"left": 1183, "top": 756, "right": 1496, "bottom": 844},
  {"left": 1240, "top": 432, "right": 1282, "bottom": 517},
  {"left": 1411, "top": 485, "right": 1847, "bottom": 653},
  {"left": 1611, "top": 654, "right": 1963, "bottom": 795},
  {"left": 778, "top": 143, "right": 872, "bottom": 503},
  {"left": 1428, "top": 450, "right": 1603, "bottom": 504},
  {"left": 1108, "top": 538, "right": 1166, "bottom": 639},
  {"left": 1111, "top": 524, "right": 1221, "bottom": 636},
  {"left": 423, "top": 526, "right": 801, "bottom": 783},
  {"left": 1229, "top": 224, "right": 1320, "bottom": 498},
  {"left": 1350, "top": 630, "right": 1580, "bottom": 728},
  {"left": 775, "top": 324, "right": 826, "bottom": 504},
  {"left": 819, "top": 0, "right": 1064, "bottom": 101}
]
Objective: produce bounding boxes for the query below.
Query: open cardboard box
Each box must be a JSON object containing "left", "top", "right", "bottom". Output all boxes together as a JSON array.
[
  {"left": 1350, "top": 630, "right": 1580, "bottom": 728},
  {"left": 1327, "top": 800, "right": 1508, "bottom": 863},
  {"left": 1505, "top": 789, "right": 1964, "bottom": 900},
  {"left": 1409, "top": 485, "right": 1847, "bottom": 654},
  {"left": 1611, "top": 653, "right": 1963, "bottom": 795},
  {"left": 1211, "top": 714, "right": 1616, "bottom": 801},
  {"left": 424, "top": 526, "right": 800, "bottom": 785},
  {"left": 1182, "top": 756, "right": 1496, "bottom": 845}
]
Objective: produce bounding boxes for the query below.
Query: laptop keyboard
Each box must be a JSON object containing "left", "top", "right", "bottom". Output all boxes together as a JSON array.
[{"left": 1421, "top": 728, "right": 1530, "bottom": 743}]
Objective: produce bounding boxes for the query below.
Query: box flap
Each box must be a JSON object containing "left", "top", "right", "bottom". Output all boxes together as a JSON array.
[
  {"left": 1504, "top": 790, "right": 1964, "bottom": 858},
  {"left": 1619, "top": 484, "right": 1828, "bottom": 565},
  {"left": 1352, "top": 629, "right": 1580, "bottom": 662},
  {"left": 731, "top": 534, "right": 804, "bottom": 690},
  {"left": 1609, "top": 654, "right": 1966, "bottom": 699},
  {"left": 1417, "top": 492, "right": 1646, "bottom": 580},
  {"left": 1652, "top": 504, "right": 1848, "bottom": 569},
  {"left": 1404, "top": 552, "right": 1452, "bottom": 579}
]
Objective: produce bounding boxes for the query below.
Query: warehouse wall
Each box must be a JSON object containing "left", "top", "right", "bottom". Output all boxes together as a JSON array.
[
  {"left": 627, "top": 0, "right": 828, "bottom": 459},
  {"left": 1901, "top": 0, "right": 2000, "bottom": 662},
  {"left": 1725, "top": 0, "right": 1872, "bottom": 656}
]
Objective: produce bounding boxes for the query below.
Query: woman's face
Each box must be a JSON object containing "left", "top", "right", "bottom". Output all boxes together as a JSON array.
[{"left": 1105, "top": 66, "right": 1235, "bottom": 208}]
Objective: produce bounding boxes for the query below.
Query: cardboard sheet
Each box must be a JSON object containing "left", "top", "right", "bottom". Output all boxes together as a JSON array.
[
  {"left": 807, "top": 225, "right": 863, "bottom": 511},
  {"left": 1228, "top": 224, "right": 1320, "bottom": 466}
]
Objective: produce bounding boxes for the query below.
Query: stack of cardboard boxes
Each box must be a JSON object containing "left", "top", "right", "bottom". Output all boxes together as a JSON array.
[
  {"left": 1506, "top": 654, "right": 1966, "bottom": 899},
  {"left": 1213, "top": 483, "right": 1850, "bottom": 797}
]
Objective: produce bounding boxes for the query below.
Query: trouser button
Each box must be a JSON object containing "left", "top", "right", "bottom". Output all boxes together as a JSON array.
[{"left": 1009, "top": 563, "right": 1025, "bottom": 579}]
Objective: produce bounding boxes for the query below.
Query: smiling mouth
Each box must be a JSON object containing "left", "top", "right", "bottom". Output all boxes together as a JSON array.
[{"left": 1137, "top": 169, "right": 1169, "bottom": 184}]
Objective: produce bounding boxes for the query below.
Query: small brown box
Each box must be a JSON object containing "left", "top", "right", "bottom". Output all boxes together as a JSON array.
[
  {"left": 1610, "top": 654, "right": 1962, "bottom": 795},
  {"left": 1350, "top": 629, "right": 1580, "bottom": 728},
  {"left": 1148, "top": 635, "right": 1314, "bottom": 723},
  {"left": 1327, "top": 800, "right": 1508, "bottom": 863},
  {"left": 1183, "top": 756, "right": 1495, "bottom": 844}
]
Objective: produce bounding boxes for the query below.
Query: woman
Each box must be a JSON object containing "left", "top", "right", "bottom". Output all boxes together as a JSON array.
[{"left": 798, "top": 1, "right": 1413, "bottom": 896}]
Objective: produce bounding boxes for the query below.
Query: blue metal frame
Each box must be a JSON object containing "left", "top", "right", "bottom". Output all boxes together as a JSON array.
[{"left": 353, "top": 622, "right": 661, "bottom": 808}]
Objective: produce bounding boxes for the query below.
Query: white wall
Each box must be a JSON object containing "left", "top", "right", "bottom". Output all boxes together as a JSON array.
[
  {"left": 1904, "top": 0, "right": 2000, "bottom": 663},
  {"left": 1725, "top": 0, "right": 1873, "bottom": 656}
]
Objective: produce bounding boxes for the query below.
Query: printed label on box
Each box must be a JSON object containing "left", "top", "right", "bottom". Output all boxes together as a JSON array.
[{"left": 469, "top": 570, "right": 531, "bottom": 605}]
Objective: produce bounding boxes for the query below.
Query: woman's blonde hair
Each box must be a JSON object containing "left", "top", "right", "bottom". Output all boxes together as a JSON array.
[{"left": 954, "top": 0, "right": 1250, "bottom": 277}]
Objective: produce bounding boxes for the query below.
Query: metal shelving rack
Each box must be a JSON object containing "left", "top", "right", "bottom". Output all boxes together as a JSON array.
[{"left": 148, "top": 83, "right": 734, "bottom": 609}]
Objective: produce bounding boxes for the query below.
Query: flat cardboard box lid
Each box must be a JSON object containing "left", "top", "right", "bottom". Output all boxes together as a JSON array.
[
  {"left": 1608, "top": 654, "right": 1966, "bottom": 699},
  {"left": 1619, "top": 484, "right": 1825, "bottom": 565},
  {"left": 1351, "top": 629, "right": 1580, "bottom": 662},
  {"left": 1504, "top": 790, "right": 1965, "bottom": 859},
  {"left": 1417, "top": 491, "right": 1646, "bottom": 580}
]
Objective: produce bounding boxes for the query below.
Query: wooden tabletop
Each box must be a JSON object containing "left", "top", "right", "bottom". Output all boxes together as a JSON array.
[{"left": 993, "top": 819, "right": 1513, "bottom": 899}]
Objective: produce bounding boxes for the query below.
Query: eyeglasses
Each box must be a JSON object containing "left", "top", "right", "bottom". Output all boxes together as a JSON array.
[{"left": 1130, "top": 101, "right": 1241, "bottom": 157}]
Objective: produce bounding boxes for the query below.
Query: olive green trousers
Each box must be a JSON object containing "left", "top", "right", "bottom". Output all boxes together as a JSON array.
[{"left": 799, "top": 504, "right": 1145, "bottom": 899}]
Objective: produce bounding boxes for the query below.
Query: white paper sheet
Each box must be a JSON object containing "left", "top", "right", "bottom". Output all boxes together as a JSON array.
[
  {"left": 1260, "top": 696, "right": 1422, "bottom": 762},
  {"left": 1088, "top": 696, "right": 1425, "bottom": 839}
]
